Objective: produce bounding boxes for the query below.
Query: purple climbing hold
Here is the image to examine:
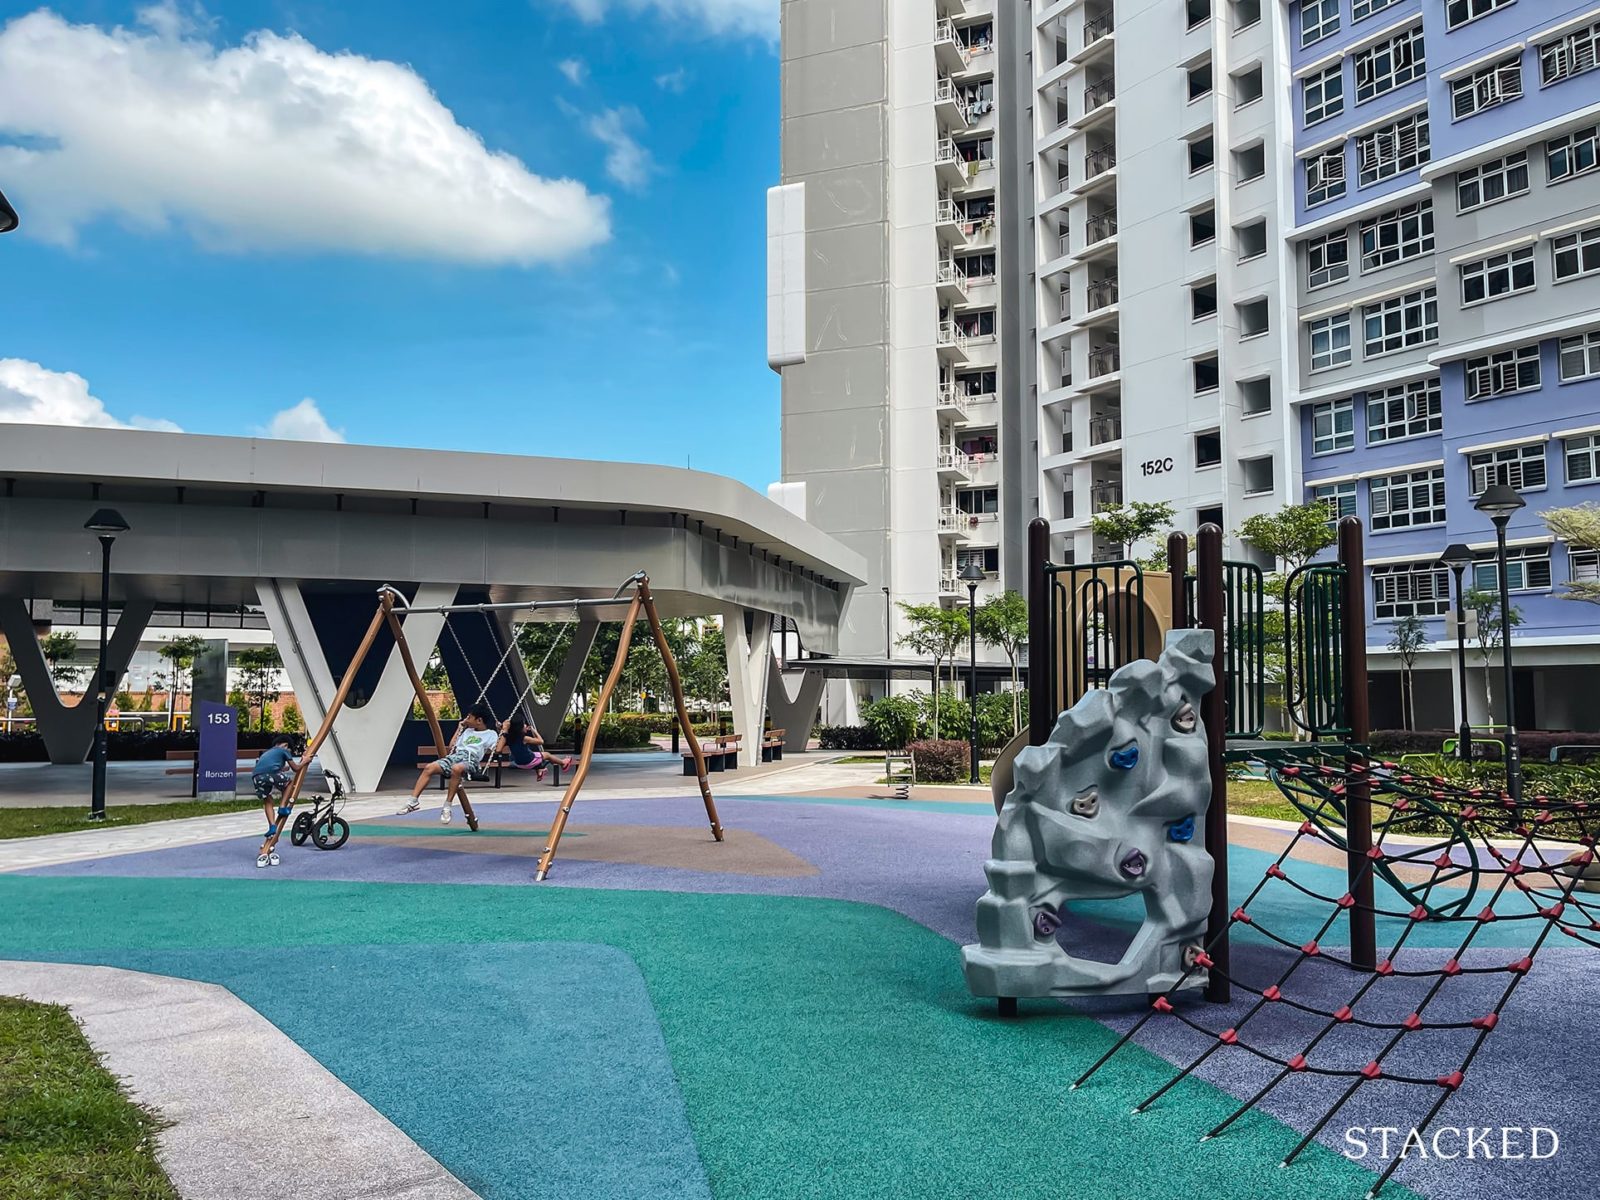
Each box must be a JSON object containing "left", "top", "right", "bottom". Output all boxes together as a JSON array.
[
  {"left": 1120, "top": 849, "right": 1147, "bottom": 879},
  {"left": 1033, "top": 907, "right": 1063, "bottom": 938}
]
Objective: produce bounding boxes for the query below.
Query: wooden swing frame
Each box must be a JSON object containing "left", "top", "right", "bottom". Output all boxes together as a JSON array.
[{"left": 258, "top": 571, "right": 724, "bottom": 880}]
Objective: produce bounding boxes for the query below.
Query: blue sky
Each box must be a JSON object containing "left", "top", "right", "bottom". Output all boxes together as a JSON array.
[{"left": 0, "top": 0, "right": 783, "bottom": 489}]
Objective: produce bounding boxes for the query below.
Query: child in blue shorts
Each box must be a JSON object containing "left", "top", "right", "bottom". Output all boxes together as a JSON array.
[{"left": 253, "top": 737, "right": 302, "bottom": 869}]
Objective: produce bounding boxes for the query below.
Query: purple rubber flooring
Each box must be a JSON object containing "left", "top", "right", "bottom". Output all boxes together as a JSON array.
[{"left": 27, "top": 791, "right": 1595, "bottom": 1198}]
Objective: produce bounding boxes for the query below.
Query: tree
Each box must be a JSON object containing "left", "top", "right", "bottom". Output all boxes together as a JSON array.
[
  {"left": 1090, "top": 501, "right": 1177, "bottom": 563},
  {"left": 235, "top": 646, "right": 283, "bottom": 729},
  {"left": 156, "top": 635, "right": 209, "bottom": 721},
  {"left": 896, "top": 602, "right": 969, "bottom": 728},
  {"left": 1465, "top": 587, "right": 1523, "bottom": 723},
  {"left": 1236, "top": 503, "right": 1337, "bottom": 571},
  {"left": 40, "top": 632, "right": 87, "bottom": 690},
  {"left": 975, "top": 589, "right": 1028, "bottom": 736},
  {"left": 679, "top": 620, "right": 728, "bottom": 715},
  {"left": 1386, "top": 615, "right": 1428, "bottom": 731},
  {"left": 1542, "top": 502, "right": 1600, "bottom": 604}
]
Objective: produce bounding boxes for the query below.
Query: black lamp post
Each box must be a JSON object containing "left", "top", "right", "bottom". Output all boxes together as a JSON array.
[
  {"left": 1473, "top": 483, "right": 1525, "bottom": 803},
  {"left": 960, "top": 561, "right": 985, "bottom": 785},
  {"left": 0, "top": 188, "right": 17, "bottom": 235},
  {"left": 84, "top": 508, "right": 130, "bottom": 820},
  {"left": 1437, "top": 543, "right": 1474, "bottom": 762}
]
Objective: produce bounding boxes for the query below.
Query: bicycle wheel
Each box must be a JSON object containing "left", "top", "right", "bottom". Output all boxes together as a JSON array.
[
  {"left": 313, "top": 815, "right": 351, "bottom": 851},
  {"left": 290, "top": 812, "right": 314, "bottom": 847}
]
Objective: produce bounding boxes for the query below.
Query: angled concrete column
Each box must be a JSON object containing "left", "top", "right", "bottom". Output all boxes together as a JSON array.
[
  {"left": 724, "top": 608, "right": 773, "bottom": 767},
  {"left": 256, "top": 581, "right": 455, "bottom": 793},
  {"left": 0, "top": 597, "right": 155, "bottom": 765},
  {"left": 766, "top": 657, "right": 827, "bottom": 753},
  {"left": 527, "top": 620, "right": 601, "bottom": 743}
]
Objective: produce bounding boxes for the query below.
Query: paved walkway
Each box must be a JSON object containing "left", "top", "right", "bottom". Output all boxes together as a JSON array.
[{"left": 0, "top": 960, "right": 478, "bottom": 1200}]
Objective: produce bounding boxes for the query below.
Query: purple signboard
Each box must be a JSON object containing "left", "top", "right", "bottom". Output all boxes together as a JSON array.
[{"left": 196, "top": 700, "right": 238, "bottom": 795}]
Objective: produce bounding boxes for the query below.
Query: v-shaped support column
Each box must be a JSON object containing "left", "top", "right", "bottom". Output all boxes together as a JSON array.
[
  {"left": 0, "top": 598, "right": 155, "bottom": 765},
  {"left": 724, "top": 607, "right": 773, "bottom": 767},
  {"left": 766, "top": 655, "right": 827, "bottom": 754},
  {"left": 525, "top": 620, "right": 600, "bottom": 744},
  {"left": 256, "top": 581, "right": 456, "bottom": 793}
]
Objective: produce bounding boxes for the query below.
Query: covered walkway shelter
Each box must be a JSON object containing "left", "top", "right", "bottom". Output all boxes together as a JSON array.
[{"left": 0, "top": 425, "right": 864, "bottom": 790}]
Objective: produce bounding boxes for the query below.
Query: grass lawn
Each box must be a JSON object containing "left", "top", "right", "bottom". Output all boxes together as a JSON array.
[
  {"left": 0, "top": 996, "right": 177, "bottom": 1199},
  {"left": 1226, "top": 777, "right": 1302, "bottom": 822},
  {"left": 0, "top": 799, "right": 264, "bottom": 842}
]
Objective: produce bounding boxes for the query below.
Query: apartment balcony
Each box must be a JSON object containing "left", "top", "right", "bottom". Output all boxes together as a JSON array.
[
  {"left": 939, "top": 571, "right": 962, "bottom": 598},
  {"left": 1083, "top": 13, "right": 1115, "bottom": 47},
  {"left": 935, "top": 197, "right": 968, "bottom": 246},
  {"left": 935, "top": 138, "right": 967, "bottom": 186},
  {"left": 1085, "top": 276, "right": 1119, "bottom": 315},
  {"left": 934, "top": 78, "right": 972, "bottom": 130},
  {"left": 934, "top": 19, "right": 966, "bottom": 73},
  {"left": 1083, "top": 210, "right": 1118, "bottom": 249},
  {"left": 1083, "top": 81, "right": 1116, "bottom": 116},
  {"left": 1055, "top": 289, "right": 1072, "bottom": 322},
  {"left": 936, "top": 320, "right": 970, "bottom": 361},
  {"left": 1090, "top": 480, "right": 1124, "bottom": 513},
  {"left": 937, "top": 445, "right": 973, "bottom": 481},
  {"left": 935, "top": 384, "right": 971, "bottom": 422},
  {"left": 937, "top": 507, "right": 970, "bottom": 539},
  {"left": 935, "top": 259, "right": 969, "bottom": 304},
  {"left": 1088, "top": 343, "right": 1121, "bottom": 380},
  {"left": 1084, "top": 146, "right": 1117, "bottom": 183},
  {"left": 1088, "top": 414, "right": 1123, "bottom": 448}
]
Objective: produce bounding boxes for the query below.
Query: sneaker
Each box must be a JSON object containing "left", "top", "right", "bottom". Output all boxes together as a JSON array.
[
  {"left": 268, "top": 851, "right": 281, "bottom": 867},
  {"left": 440, "top": 806, "right": 453, "bottom": 825},
  {"left": 256, "top": 853, "right": 270, "bottom": 869},
  {"left": 399, "top": 798, "right": 421, "bottom": 815}
]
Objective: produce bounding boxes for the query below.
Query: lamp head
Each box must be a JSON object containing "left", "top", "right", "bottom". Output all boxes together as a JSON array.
[
  {"left": 0, "top": 189, "right": 16, "bottom": 235},
  {"left": 84, "top": 508, "right": 130, "bottom": 536},
  {"left": 959, "top": 561, "right": 986, "bottom": 584},
  {"left": 1437, "top": 543, "right": 1474, "bottom": 572},
  {"left": 1473, "top": 483, "right": 1525, "bottom": 525}
]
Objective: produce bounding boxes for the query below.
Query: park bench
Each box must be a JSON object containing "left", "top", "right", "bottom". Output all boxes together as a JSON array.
[
  {"left": 414, "top": 746, "right": 565, "bottom": 789},
  {"left": 682, "top": 733, "right": 743, "bottom": 775},
  {"left": 1551, "top": 745, "right": 1600, "bottom": 764},
  {"left": 761, "top": 728, "right": 787, "bottom": 762},
  {"left": 164, "top": 749, "right": 266, "bottom": 798}
]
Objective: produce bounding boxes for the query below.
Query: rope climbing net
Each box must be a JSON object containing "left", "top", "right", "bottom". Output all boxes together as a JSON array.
[{"left": 1072, "top": 745, "right": 1599, "bottom": 1198}]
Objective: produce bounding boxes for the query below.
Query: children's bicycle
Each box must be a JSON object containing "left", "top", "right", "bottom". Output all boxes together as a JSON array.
[{"left": 289, "top": 769, "right": 352, "bottom": 851}]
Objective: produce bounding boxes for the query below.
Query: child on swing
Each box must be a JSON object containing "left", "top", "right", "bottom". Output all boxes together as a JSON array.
[
  {"left": 497, "top": 715, "right": 575, "bottom": 782},
  {"left": 400, "top": 704, "right": 494, "bottom": 827}
]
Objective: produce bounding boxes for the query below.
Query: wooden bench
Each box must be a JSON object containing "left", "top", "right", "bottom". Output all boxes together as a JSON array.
[
  {"left": 682, "top": 734, "right": 743, "bottom": 775},
  {"left": 164, "top": 750, "right": 266, "bottom": 798},
  {"left": 761, "top": 729, "right": 787, "bottom": 763},
  {"left": 414, "top": 746, "right": 566, "bottom": 789}
]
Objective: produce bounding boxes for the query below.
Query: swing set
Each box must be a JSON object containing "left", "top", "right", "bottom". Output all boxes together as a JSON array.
[{"left": 257, "top": 571, "right": 725, "bottom": 881}]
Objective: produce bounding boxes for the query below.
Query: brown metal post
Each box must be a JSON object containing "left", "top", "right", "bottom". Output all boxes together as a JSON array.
[
  {"left": 386, "top": 602, "right": 476, "bottom": 829},
  {"left": 1338, "top": 517, "right": 1376, "bottom": 970},
  {"left": 638, "top": 579, "right": 723, "bottom": 842},
  {"left": 1196, "top": 523, "right": 1230, "bottom": 1003},
  {"left": 1167, "top": 531, "right": 1190, "bottom": 630},
  {"left": 1028, "top": 517, "right": 1052, "bottom": 746},
  {"left": 536, "top": 592, "right": 645, "bottom": 881}
]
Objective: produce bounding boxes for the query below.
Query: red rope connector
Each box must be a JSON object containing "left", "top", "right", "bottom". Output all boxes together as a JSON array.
[
  {"left": 1334, "top": 1005, "right": 1354, "bottom": 1023},
  {"left": 1409, "top": 904, "right": 1429, "bottom": 921},
  {"left": 1152, "top": 996, "right": 1174, "bottom": 1013},
  {"left": 1477, "top": 906, "right": 1498, "bottom": 924},
  {"left": 1402, "top": 1013, "right": 1423, "bottom": 1031},
  {"left": 1393, "top": 798, "right": 1411, "bottom": 812},
  {"left": 1433, "top": 852, "right": 1454, "bottom": 869},
  {"left": 1233, "top": 908, "right": 1253, "bottom": 925},
  {"left": 1367, "top": 846, "right": 1385, "bottom": 861},
  {"left": 1541, "top": 902, "right": 1565, "bottom": 919},
  {"left": 1218, "top": 1028, "right": 1239, "bottom": 1045},
  {"left": 1506, "top": 956, "right": 1533, "bottom": 974},
  {"left": 1460, "top": 806, "right": 1479, "bottom": 822},
  {"left": 1443, "top": 958, "right": 1462, "bottom": 976},
  {"left": 1266, "top": 864, "right": 1287, "bottom": 880},
  {"left": 1299, "top": 820, "right": 1316, "bottom": 835},
  {"left": 1437, "top": 1070, "right": 1464, "bottom": 1090},
  {"left": 1376, "top": 959, "right": 1395, "bottom": 976},
  {"left": 1287, "top": 1053, "right": 1307, "bottom": 1072},
  {"left": 1472, "top": 1013, "right": 1499, "bottom": 1031},
  {"left": 1504, "top": 860, "right": 1524, "bottom": 876},
  {"left": 1302, "top": 940, "right": 1321, "bottom": 957},
  {"left": 1338, "top": 893, "right": 1355, "bottom": 909},
  {"left": 1262, "top": 985, "right": 1281, "bottom": 1002},
  {"left": 1194, "top": 951, "right": 1214, "bottom": 969},
  {"left": 1360, "top": 1061, "right": 1382, "bottom": 1081}
]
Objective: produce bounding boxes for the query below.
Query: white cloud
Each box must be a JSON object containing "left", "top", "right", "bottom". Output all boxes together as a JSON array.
[
  {"left": 584, "top": 108, "right": 655, "bottom": 191},
  {"left": 0, "top": 359, "right": 180, "bottom": 431},
  {"left": 0, "top": 6, "right": 611, "bottom": 265},
  {"left": 550, "top": 0, "right": 775, "bottom": 40},
  {"left": 558, "top": 57, "right": 587, "bottom": 85},
  {"left": 259, "top": 398, "right": 345, "bottom": 443},
  {"left": 654, "top": 68, "right": 689, "bottom": 92}
]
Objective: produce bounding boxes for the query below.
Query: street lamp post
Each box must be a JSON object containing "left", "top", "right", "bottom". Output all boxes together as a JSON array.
[
  {"left": 1473, "top": 484, "right": 1526, "bottom": 803},
  {"left": 960, "top": 562, "right": 985, "bottom": 785},
  {"left": 84, "top": 509, "right": 130, "bottom": 820},
  {"left": 1438, "top": 543, "right": 1474, "bottom": 762},
  {"left": 882, "top": 585, "right": 892, "bottom": 702}
]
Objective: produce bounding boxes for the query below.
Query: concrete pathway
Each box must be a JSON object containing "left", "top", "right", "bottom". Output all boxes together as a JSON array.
[{"left": 0, "top": 960, "right": 478, "bottom": 1200}]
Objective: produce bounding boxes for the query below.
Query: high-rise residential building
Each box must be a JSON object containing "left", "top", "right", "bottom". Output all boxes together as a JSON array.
[{"left": 774, "top": 0, "right": 1600, "bottom": 732}]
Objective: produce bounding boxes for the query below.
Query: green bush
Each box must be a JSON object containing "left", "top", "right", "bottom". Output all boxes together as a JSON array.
[
  {"left": 559, "top": 715, "right": 653, "bottom": 749},
  {"left": 281, "top": 703, "right": 304, "bottom": 733},
  {"left": 909, "top": 739, "right": 969, "bottom": 783},
  {"left": 863, "top": 696, "right": 919, "bottom": 750},
  {"left": 818, "top": 725, "right": 880, "bottom": 751}
]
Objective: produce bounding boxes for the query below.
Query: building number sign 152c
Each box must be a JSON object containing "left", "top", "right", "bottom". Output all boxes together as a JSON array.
[{"left": 1140, "top": 457, "right": 1174, "bottom": 476}]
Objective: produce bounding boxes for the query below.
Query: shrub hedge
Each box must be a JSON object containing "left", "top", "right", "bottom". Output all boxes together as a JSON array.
[
  {"left": 0, "top": 729, "right": 285, "bottom": 764},
  {"left": 1368, "top": 729, "right": 1600, "bottom": 763},
  {"left": 908, "top": 739, "right": 970, "bottom": 783}
]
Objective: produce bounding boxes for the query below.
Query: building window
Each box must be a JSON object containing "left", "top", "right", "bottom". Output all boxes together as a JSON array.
[
  {"left": 956, "top": 487, "right": 999, "bottom": 514},
  {"left": 958, "top": 369, "right": 997, "bottom": 398},
  {"left": 1540, "top": 20, "right": 1600, "bottom": 87},
  {"left": 1312, "top": 481, "right": 1357, "bottom": 523},
  {"left": 1188, "top": 61, "right": 1214, "bottom": 102},
  {"left": 1565, "top": 434, "right": 1600, "bottom": 484},
  {"left": 1189, "top": 135, "right": 1215, "bottom": 174},
  {"left": 1235, "top": 143, "right": 1266, "bottom": 182},
  {"left": 1356, "top": 112, "right": 1429, "bottom": 186},
  {"left": 1447, "top": 0, "right": 1512, "bottom": 30},
  {"left": 1366, "top": 377, "right": 1442, "bottom": 443},
  {"left": 1352, "top": 0, "right": 1399, "bottom": 19},
  {"left": 1195, "top": 430, "right": 1223, "bottom": 468},
  {"left": 1561, "top": 330, "right": 1600, "bottom": 381},
  {"left": 1354, "top": 26, "right": 1426, "bottom": 104},
  {"left": 1312, "top": 398, "right": 1355, "bottom": 455},
  {"left": 1552, "top": 225, "right": 1600, "bottom": 283},
  {"left": 1237, "top": 219, "right": 1268, "bottom": 260},
  {"left": 1372, "top": 562, "right": 1451, "bottom": 618},
  {"left": 1239, "top": 298, "right": 1269, "bottom": 337},
  {"left": 958, "top": 547, "right": 1000, "bottom": 572},
  {"left": 956, "top": 252, "right": 996, "bottom": 281},
  {"left": 1241, "top": 377, "right": 1272, "bottom": 415},
  {"left": 1468, "top": 443, "right": 1547, "bottom": 495},
  {"left": 1370, "top": 466, "right": 1446, "bottom": 531},
  {"left": 1362, "top": 287, "right": 1437, "bottom": 357},
  {"left": 1243, "top": 456, "right": 1274, "bottom": 495},
  {"left": 1191, "top": 206, "right": 1217, "bottom": 246},
  {"left": 1303, "top": 63, "right": 1344, "bottom": 126},
  {"left": 1233, "top": 0, "right": 1261, "bottom": 30},
  {"left": 1305, "top": 148, "right": 1347, "bottom": 208},
  {"left": 1194, "top": 356, "right": 1220, "bottom": 394},
  {"left": 1456, "top": 151, "right": 1529, "bottom": 212},
  {"left": 1547, "top": 125, "right": 1599, "bottom": 184},
  {"left": 1192, "top": 280, "right": 1219, "bottom": 319},
  {"left": 1451, "top": 58, "right": 1522, "bottom": 121},
  {"left": 1571, "top": 548, "right": 1600, "bottom": 581},
  {"left": 1459, "top": 245, "right": 1536, "bottom": 306},
  {"left": 957, "top": 309, "right": 997, "bottom": 339},
  {"left": 1188, "top": 0, "right": 1212, "bottom": 29},
  {"left": 1235, "top": 65, "right": 1264, "bottom": 107},
  {"left": 1309, "top": 312, "right": 1353, "bottom": 371},
  {"left": 1302, "top": 0, "right": 1339, "bottom": 47},
  {"left": 1360, "top": 201, "right": 1434, "bottom": 273},
  {"left": 1307, "top": 232, "right": 1350, "bottom": 289},
  {"left": 1465, "top": 344, "right": 1541, "bottom": 400},
  {"left": 1473, "top": 546, "right": 1552, "bottom": 593}
]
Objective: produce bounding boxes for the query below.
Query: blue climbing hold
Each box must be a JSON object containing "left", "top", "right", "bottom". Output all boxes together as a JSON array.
[
  {"left": 1109, "top": 744, "right": 1139, "bottom": 771},
  {"left": 1168, "top": 815, "right": 1196, "bottom": 843}
]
